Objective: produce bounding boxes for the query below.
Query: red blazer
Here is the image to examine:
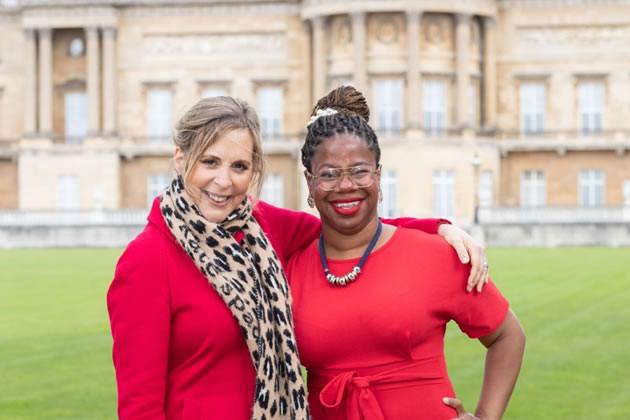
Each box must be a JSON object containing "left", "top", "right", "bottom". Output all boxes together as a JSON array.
[{"left": 107, "top": 198, "right": 443, "bottom": 420}]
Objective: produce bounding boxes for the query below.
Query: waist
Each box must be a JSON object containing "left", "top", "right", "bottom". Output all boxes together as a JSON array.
[{"left": 308, "top": 356, "right": 446, "bottom": 392}]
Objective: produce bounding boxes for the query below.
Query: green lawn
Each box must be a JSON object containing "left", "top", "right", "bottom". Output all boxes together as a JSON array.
[{"left": 0, "top": 247, "right": 628, "bottom": 419}]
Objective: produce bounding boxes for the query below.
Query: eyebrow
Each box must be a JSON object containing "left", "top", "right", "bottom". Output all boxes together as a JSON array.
[{"left": 318, "top": 162, "right": 373, "bottom": 169}]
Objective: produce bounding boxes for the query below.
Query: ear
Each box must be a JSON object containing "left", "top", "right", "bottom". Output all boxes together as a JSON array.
[
  {"left": 173, "top": 147, "right": 184, "bottom": 175},
  {"left": 304, "top": 170, "right": 314, "bottom": 192},
  {"left": 376, "top": 164, "right": 383, "bottom": 184}
]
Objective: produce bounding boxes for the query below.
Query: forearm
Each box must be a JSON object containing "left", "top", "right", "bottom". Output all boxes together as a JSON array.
[{"left": 475, "top": 311, "right": 526, "bottom": 420}]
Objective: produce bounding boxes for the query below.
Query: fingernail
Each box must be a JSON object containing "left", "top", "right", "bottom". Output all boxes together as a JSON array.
[
  {"left": 462, "top": 257, "right": 469, "bottom": 263},
  {"left": 442, "top": 397, "right": 449, "bottom": 403}
]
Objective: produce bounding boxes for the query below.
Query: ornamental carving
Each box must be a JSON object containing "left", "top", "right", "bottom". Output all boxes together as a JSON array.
[
  {"left": 425, "top": 16, "right": 445, "bottom": 44},
  {"left": 518, "top": 25, "right": 630, "bottom": 47},
  {"left": 143, "top": 33, "right": 287, "bottom": 57},
  {"left": 376, "top": 17, "right": 398, "bottom": 44},
  {"left": 334, "top": 17, "right": 351, "bottom": 46}
]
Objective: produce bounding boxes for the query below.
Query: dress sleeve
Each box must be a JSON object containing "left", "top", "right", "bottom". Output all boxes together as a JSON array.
[
  {"left": 253, "top": 200, "right": 321, "bottom": 267},
  {"left": 434, "top": 246, "right": 509, "bottom": 338},
  {"left": 381, "top": 217, "right": 451, "bottom": 235},
  {"left": 107, "top": 237, "right": 170, "bottom": 420}
]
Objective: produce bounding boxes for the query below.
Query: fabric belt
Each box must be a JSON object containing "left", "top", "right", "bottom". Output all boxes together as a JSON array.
[{"left": 309, "top": 358, "right": 445, "bottom": 420}]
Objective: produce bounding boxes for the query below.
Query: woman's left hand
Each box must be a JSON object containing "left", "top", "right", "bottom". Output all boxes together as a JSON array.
[
  {"left": 437, "top": 223, "right": 489, "bottom": 292},
  {"left": 443, "top": 397, "right": 484, "bottom": 420}
]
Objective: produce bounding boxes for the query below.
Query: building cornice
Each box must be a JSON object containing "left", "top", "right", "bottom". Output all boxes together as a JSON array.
[
  {"left": 301, "top": 0, "right": 497, "bottom": 20},
  {"left": 499, "top": 0, "right": 630, "bottom": 8}
]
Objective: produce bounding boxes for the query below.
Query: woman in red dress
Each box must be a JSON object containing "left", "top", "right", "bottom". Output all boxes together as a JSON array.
[
  {"left": 287, "top": 87, "right": 526, "bottom": 420},
  {"left": 107, "top": 96, "right": 492, "bottom": 420}
]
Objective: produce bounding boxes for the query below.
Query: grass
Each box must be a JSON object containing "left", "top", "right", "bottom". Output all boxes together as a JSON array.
[
  {"left": 444, "top": 248, "right": 630, "bottom": 419},
  {"left": 0, "top": 247, "right": 628, "bottom": 419}
]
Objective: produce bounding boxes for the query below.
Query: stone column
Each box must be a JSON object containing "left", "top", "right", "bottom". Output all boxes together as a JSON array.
[
  {"left": 38, "top": 28, "right": 53, "bottom": 136},
  {"left": 351, "top": 11, "right": 367, "bottom": 92},
  {"left": 406, "top": 9, "right": 422, "bottom": 131},
  {"left": 86, "top": 27, "right": 101, "bottom": 136},
  {"left": 102, "top": 27, "right": 117, "bottom": 136},
  {"left": 482, "top": 17, "right": 496, "bottom": 129},
  {"left": 455, "top": 13, "right": 471, "bottom": 129},
  {"left": 24, "top": 29, "right": 37, "bottom": 135},
  {"left": 312, "top": 16, "right": 327, "bottom": 102}
]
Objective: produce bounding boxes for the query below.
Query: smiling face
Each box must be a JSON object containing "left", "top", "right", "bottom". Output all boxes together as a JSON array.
[
  {"left": 175, "top": 128, "right": 254, "bottom": 223},
  {"left": 307, "top": 133, "right": 381, "bottom": 235}
]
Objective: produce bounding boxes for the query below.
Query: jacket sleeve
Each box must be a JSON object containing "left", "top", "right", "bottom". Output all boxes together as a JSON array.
[
  {"left": 381, "top": 217, "right": 451, "bottom": 235},
  {"left": 253, "top": 200, "right": 322, "bottom": 267},
  {"left": 107, "top": 236, "right": 170, "bottom": 420}
]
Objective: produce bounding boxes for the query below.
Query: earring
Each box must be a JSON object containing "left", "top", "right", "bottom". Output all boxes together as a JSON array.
[
  {"left": 307, "top": 193, "right": 315, "bottom": 208},
  {"left": 378, "top": 187, "right": 383, "bottom": 203}
]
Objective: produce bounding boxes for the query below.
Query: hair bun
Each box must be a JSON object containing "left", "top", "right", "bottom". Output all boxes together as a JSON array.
[{"left": 311, "top": 86, "right": 370, "bottom": 122}]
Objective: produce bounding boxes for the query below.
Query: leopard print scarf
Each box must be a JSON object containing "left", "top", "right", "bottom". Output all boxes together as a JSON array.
[{"left": 160, "top": 176, "right": 309, "bottom": 420}]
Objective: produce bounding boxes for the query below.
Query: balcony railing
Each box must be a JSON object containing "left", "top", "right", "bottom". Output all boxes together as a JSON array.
[
  {"left": 0, "top": 209, "right": 148, "bottom": 227},
  {"left": 478, "top": 206, "right": 630, "bottom": 224}
]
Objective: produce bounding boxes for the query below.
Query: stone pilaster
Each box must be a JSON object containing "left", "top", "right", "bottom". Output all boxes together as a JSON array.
[
  {"left": 102, "top": 27, "right": 117, "bottom": 136},
  {"left": 482, "top": 17, "right": 496, "bottom": 129},
  {"left": 455, "top": 13, "right": 471, "bottom": 130},
  {"left": 86, "top": 27, "right": 101, "bottom": 136},
  {"left": 24, "top": 29, "right": 37, "bottom": 135},
  {"left": 312, "top": 16, "right": 327, "bottom": 102},
  {"left": 406, "top": 9, "right": 423, "bottom": 131},
  {"left": 351, "top": 11, "right": 367, "bottom": 92},
  {"left": 38, "top": 28, "right": 53, "bottom": 136}
]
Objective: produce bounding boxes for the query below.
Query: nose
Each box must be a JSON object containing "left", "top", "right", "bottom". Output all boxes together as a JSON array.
[
  {"left": 336, "top": 171, "right": 356, "bottom": 191},
  {"left": 213, "top": 166, "right": 232, "bottom": 188}
]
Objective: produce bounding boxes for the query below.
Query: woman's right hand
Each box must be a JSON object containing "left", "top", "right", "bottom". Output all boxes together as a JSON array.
[{"left": 442, "top": 397, "right": 485, "bottom": 420}]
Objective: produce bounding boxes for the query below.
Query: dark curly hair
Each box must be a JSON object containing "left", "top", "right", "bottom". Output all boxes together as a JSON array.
[{"left": 301, "top": 86, "right": 380, "bottom": 172}]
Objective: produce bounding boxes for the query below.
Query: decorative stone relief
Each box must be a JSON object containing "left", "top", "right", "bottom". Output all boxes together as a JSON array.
[
  {"left": 143, "top": 33, "right": 287, "bottom": 58},
  {"left": 375, "top": 17, "right": 398, "bottom": 44},
  {"left": 334, "top": 17, "right": 352, "bottom": 46},
  {"left": 425, "top": 16, "right": 445, "bottom": 44},
  {"left": 518, "top": 25, "right": 630, "bottom": 47}
]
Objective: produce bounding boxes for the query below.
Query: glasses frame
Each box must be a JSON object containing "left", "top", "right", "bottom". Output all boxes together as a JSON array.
[{"left": 307, "top": 164, "right": 382, "bottom": 191}]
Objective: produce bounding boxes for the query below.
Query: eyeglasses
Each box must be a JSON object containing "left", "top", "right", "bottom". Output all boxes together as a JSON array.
[{"left": 307, "top": 165, "right": 381, "bottom": 191}]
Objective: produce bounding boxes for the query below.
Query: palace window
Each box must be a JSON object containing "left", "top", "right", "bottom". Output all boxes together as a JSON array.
[
  {"left": 374, "top": 79, "right": 402, "bottom": 133},
  {"left": 468, "top": 83, "right": 476, "bottom": 128},
  {"left": 257, "top": 87, "right": 283, "bottom": 139},
  {"left": 479, "top": 170, "right": 493, "bottom": 208},
  {"left": 520, "top": 83, "right": 546, "bottom": 134},
  {"left": 520, "top": 170, "right": 546, "bottom": 208},
  {"left": 56, "top": 175, "right": 80, "bottom": 210},
  {"left": 202, "top": 87, "right": 227, "bottom": 99},
  {"left": 623, "top": 181, "right": 630, "bottom": 208},
  {"left": 260, "top": 173, "right": 284, "bottom": 207},
  {"left": 64, "top": 91, "right": 88, "bottom": 143},
  {"left": 423, "top": 81, "right": 445, "bottom": 135},
  {"left": 147, "top": 174, "right": 171, "bottom": 207},
  {"left": 578, "top": 82, "right": 604, "bottom": 134},
  {"left": 147, "top": 88, "right": 172, "bottom": 141},
  {"left": 433, "top": 169, "right": 455, "bottom": 218},
  {"left": 378, "top": 169, "right": 398, "bottom": 218},
  {"left": 579, "top": 170, "right": 605, "bottom": 208}
]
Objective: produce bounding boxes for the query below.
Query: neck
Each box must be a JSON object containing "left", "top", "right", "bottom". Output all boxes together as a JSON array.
[{"left": 321, "top": 215, "right": 381, "bottom": 259}]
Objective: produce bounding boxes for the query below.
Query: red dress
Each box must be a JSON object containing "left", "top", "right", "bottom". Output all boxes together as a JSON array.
[
  {"left": 287, "top": 228, "right": 509, "bottom": 420},
  {"left": 108, "top": 199, "right": 444, "bottom": 420}
]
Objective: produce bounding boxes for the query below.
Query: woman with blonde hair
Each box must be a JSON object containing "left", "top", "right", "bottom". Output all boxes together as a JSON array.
[{"left": 107, "top": 95, "right": 490, "bottom": 420}]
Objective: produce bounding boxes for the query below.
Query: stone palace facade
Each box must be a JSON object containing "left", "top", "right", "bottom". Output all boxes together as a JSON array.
[{"left": 1, "top": 0, "right": 629, "bottom": 233}]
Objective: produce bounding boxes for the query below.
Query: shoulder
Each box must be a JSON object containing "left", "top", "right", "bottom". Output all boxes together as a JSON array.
[
  {"left": 112, "top": 222, "right": 180, "bottom": 291},
  {"left": 393, "top": 227, "right": 455, "bottom": 254},
  {"left": 392, "top": 227, "right": 466, "bottom": 276}
]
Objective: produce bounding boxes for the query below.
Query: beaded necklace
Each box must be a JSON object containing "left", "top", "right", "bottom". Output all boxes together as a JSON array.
[{"left": 318, "top": 219, "right": 383, "bottom": 287}]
